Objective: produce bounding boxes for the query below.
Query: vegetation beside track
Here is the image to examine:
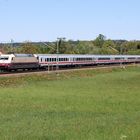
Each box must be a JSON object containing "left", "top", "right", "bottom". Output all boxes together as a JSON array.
[
  {"left": 0, "top": 66, "right": 140, "bottom": 139},
  {"left": 1, "top": 34, "right": 140, "bottom": 55}
]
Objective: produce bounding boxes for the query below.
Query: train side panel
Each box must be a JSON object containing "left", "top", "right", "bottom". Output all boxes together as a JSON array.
[{"left": 9, "top": 55, "right": 39, "bottom": 70}]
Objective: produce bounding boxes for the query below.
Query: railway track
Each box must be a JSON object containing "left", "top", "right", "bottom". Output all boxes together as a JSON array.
[{"left": 0, "top": 63, "right": 139, "bottom": 77}]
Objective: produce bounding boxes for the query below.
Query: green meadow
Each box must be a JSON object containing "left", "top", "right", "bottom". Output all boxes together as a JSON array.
[{"left": 0, "top": 67, "right": 140, "bottom": 140}]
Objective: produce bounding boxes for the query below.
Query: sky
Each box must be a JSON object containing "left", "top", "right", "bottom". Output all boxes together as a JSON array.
[{"left": 0, "top": 0, "right": 140, "bottom": 42}]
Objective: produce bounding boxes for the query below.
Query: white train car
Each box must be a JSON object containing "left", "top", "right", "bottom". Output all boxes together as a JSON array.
[
  {"left": 35, "top": 54, "right": 71, "bottom": 67},
  {"left": 35, "top": 54, "right": 140, "bottom": 68}
]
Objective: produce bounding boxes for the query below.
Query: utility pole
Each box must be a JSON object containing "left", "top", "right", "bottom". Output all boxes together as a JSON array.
[
  {"left": 41, "top": 42, "right": 55, "bottom": 72},
  {"left": 56, "top": 37, "right": 66, "bottom": 71},
  {"left": 41, "top": 38, "right": 66, "bottom": 72},
  {"left": 120, "top": 46, "right": 124, "bottom": 68},
  {"left": 10, "top": 39, "right": 14, "bottom": 53}
]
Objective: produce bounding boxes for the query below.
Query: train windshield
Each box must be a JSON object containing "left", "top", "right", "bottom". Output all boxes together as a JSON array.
[{"left": 0, "top": 57, "right": 9, "bottom": 60}]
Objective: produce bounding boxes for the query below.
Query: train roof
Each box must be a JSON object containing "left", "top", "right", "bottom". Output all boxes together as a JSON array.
[
  {"left": 1, "top": 54, "right": 140, "bottom": 58},
  {"left": 0, "top": 54, "right": 34, "bottom": 57},
  {"left": 0, "top": 54, "right": 14, "bottom": 57},
  {"left": 14, "top": 54, "right": 34, "bottom": 57},
  {"left": 35, "top": 54, "right": 140, "bottom": 58}
]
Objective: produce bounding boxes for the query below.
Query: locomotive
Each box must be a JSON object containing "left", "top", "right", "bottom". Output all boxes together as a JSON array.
[{"left": 0, "top": 54, "right": 39, "bottom": 70}]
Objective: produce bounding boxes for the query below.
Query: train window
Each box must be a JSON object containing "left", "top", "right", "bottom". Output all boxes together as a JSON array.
[
  {"left": 45, "top": 58, "right": 47, "bottom": 62},
  {"left": 98, "top": 58, "right": 110, "bottom": 60},
  {"left": 0, "top": 57, "right": 9, "bottom": 60},
  {"left": 87, "top": 58, "right": 92, "bottom": 61},
  {"left": 76, "top": 58, "right": 86, "bottom": 61},
  {"left": 41, "top": 58, "right": 42, "bottom": 62},
  {"left": 77, "top": 58, "right": 82, "bottom": 61},
  {"left": 59, "top": 58, "right": 66, "bottom": 61},
  {"left": 64, "top": 58, "right": 68, "bottom": 61},
  {"left": 52, "top": 58, "right": 56, "bottom": 62},
  {"left": 47, "top": 58, "right": 51, "bottom": 62},
  {"left": 115, "top": 58, "right": 121, "bottom": 60},
  {"left": 128, "top": 57, "right": 136, "bottom": 59}
]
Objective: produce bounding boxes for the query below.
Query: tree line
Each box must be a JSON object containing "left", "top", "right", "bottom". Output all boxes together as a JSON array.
[{"left": 0, "top": 34, "right": 140, "bottom": 55}]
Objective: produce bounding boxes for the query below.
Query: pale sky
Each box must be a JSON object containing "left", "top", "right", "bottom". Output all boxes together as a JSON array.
[{"left": 0, "top": 0, "right": 140, "bottom": 42}]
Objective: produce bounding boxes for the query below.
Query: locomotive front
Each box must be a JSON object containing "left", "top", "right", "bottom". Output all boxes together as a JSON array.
[{"left": 0, "top": 54, "right": 14, "bottom": 70}]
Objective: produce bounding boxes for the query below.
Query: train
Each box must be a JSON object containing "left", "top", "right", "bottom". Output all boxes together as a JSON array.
[{"left": 0, "top": 53, "right": 140, "bottom": 71}]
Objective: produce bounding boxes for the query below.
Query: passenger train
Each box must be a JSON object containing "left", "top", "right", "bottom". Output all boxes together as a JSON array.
[{"left": 0, "top": 53, "right": 140, "bottom": 71}]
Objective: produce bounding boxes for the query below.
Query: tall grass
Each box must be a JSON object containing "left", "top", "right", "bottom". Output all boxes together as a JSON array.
[{"left": 0, "top": 67, "right": 140, "bottom": 140}]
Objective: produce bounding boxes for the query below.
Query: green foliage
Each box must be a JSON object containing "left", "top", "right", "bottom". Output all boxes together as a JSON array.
[
  {"left": 1, "top": 34, "right": 140, "bottom": 54},
  {"left": 126, "top": 50, "right": 140, "bottom": 55},
  {"left": 93, "top": 34, "right": 106, "bottom": 48},
  {"left": 20, "top": 42, "right": 40, "bottom": 54}
]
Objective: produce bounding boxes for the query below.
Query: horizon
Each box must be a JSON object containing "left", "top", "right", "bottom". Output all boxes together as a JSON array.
[
  {"left": 1, "top": 37, "right": 140, "bottom": 44},
  {"left": 0, "top": 0, "right": 140, "bottom": 42}
]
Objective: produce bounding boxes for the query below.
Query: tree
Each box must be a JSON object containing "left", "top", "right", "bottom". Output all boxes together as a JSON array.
[
  {"left": 20, "top": 42, "right": 40, "bottom": 54},
  {"left": 93, "top": 34, "right": 106, "bottom": 48},
  {"left": 103, "top": 40, "right": 119, "bottom": 54}
]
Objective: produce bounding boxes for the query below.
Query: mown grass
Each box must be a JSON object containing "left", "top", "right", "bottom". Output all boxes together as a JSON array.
[{"left": 0, "top": 66, "right": 140, "bottom": 140}]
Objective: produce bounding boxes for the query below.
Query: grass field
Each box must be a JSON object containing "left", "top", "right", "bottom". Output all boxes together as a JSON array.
[{"left": 0, "top": 66, "right": 140, "bottom": 140}]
